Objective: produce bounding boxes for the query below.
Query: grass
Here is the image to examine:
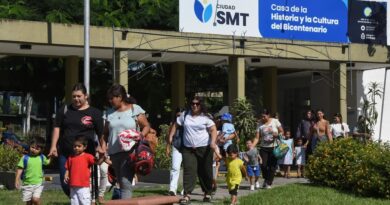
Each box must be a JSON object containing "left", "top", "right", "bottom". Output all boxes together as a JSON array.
[
  {"left": 0, "top": 185, "right": 168, "bottom": 205},
  {"left": 217, "top": 183, "right": 390, "bottom": 205}
]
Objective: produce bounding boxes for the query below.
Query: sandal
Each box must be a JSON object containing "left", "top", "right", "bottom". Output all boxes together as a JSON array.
[
  {"left": 203, "top": 194, "right": 212, "bottom": 202},
  {"left": 179, "top": 195, "right": 191, "bottom": 205}
]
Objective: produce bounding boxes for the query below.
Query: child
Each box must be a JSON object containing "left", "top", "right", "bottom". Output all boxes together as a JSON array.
[
  {"left": 280, "top": 130, "right": 294, "bottom": 178},
  {"left": 225, "top": 144, "right": 246, "bottom": 205},
  {"left": 295, "top": 137, "right": 306, "bottom": 178},
  {"left": 15, "top": 136, "right": 50, "bottom": 205},
  {"left": 217, "top": 113, "right": 237, "bottom": 158},
  {"left": 64, "top": 136, "right": 96, "bottom": 205},
  {"left": 243, "top": 139, "right": 261, "bottom": 191}
]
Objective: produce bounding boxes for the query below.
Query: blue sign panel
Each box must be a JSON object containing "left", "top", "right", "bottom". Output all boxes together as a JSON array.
[{"left": 259, "top": 0, "right": 349, "bottom": 43}]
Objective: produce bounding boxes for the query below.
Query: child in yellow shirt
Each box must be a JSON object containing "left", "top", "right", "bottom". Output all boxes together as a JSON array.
[{"left": 225, "top": 144, "right": 246, "bottom": 205}]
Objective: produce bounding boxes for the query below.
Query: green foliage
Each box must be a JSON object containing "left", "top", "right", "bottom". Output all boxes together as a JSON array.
[
  {"left": 153, "top": 124, "right": 171, "bottom": 169},
  {"left": 306, "top": 138, "right": 390, "bottom": 198},
  {"left": 0, "top": 145, "right": 22, "bottom": 171},
  {"left": 230, "top": 98, "right": 257, "bottom": 149},
  {"left": 360, "top": 82, "right": 383, "bottom": 136}
]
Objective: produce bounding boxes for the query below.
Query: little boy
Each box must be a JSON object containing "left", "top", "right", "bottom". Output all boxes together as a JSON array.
[
  {"left": 15, "top": 136, "right": 50, "bottom": 205},
  {"left": 64, "top": 136, "right": 96, "bottom": 205},
  {"left": 243, "top": 139, "right": 261, "bottom": 190},
  {"left": 225, "top": 144, "right": 246, "bottom": 205},
  {"left": 217, "top": 113, "right": 237, "bottom": 157}
]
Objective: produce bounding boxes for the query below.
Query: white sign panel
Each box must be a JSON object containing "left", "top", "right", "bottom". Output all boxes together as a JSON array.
[{"left": 179, "top": 0, "right": 260, "bottom": 37}]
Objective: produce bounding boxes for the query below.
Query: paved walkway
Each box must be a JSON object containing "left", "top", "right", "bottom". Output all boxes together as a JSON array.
[{"left": 43, "top": 170, "right": 309, "bottom": 204}]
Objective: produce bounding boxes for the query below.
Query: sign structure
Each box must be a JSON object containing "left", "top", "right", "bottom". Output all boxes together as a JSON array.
[
  {"left": 349, "top": 0, "right": 387, "bottom": 45},
  {"left": 179, "top": 0, "right": 349, "bottom": 43}
]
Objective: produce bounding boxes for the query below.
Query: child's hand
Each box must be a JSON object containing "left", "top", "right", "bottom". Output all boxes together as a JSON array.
[
  {"left": 64, "top": 172, "right": 69, "bottom": 184},
  {"left": 14, "top": 179, "right": 20, "bottom": 189}
]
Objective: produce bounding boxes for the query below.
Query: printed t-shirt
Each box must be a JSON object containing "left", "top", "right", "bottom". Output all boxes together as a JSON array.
[
  {"left": 222, "top": 122, "right": 235, "bottom": 150},
  {"left": 257, "top": 119, "right": 281, "bottom": 148}
]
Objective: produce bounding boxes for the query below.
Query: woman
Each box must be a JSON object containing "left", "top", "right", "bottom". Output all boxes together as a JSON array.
[
  {"left": 330, "top": 113, "right": 350, "bottom": 139},
  {"left": 168, "top": 96, "right": 218, "bottom": 204},
  {"left": 166, "top": 108, "right": 184, "bottom": 196},
  {"left": 48, "top": 83, "right": 104, "bottom": 196},
  {"left": 311, "top": 109, "right": 333, "bottom": 151},
  {"left": 253, "top": 109, "right": 283, "bottom": 189},
  {"left": 102, "top": 84, "right": 150, "bottom": 199}
]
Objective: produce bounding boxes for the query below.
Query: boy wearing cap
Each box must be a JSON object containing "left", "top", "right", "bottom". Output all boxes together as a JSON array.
[{"left": 217, "top": 113, "right": 237, "bottom": 158}]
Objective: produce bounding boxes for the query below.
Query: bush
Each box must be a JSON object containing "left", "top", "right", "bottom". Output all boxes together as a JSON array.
[
  {"left": 0, "top": 145, "right": 22, "bottom": 171},
  {"left": 306, "top": 138, "right": 390, "bottom": 198},
  {"left": 153, "top": 124, "right": 171, "bottom": 169}
]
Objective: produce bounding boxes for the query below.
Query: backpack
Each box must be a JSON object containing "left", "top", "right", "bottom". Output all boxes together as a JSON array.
[
  {"left": 131, "top": 106, "right": 158, "bottom": 154},
  {"left": 129, "top": 139, "right": 154, "bottom": 176},
  {"left": 21, "top": 154, "right": 45, "bottom": 180},
  {"left": 172, "top": 111, "right": 188, "bottom": 151}
]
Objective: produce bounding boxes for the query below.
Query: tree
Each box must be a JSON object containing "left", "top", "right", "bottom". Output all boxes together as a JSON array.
[{"left": 360, "top": 82, "right": 383, "bottom": 137}]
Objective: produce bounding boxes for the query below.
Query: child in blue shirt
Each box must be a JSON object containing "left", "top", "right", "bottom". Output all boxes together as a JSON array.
[{"left": 217, "top": 113, "right": 237, "bottom": 157}]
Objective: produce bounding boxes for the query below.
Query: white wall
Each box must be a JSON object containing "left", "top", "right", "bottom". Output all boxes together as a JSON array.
[{"left": 360, "top": 68, "right": 389, "bottom": 142}]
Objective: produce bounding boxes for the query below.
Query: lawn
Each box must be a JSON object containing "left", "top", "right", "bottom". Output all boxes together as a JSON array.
[
  {"left": 0, "top": 185, "right": 168, "bottom": 205},
  {"left": 217, "top": 183, "right": 390, "bottom": 205}
]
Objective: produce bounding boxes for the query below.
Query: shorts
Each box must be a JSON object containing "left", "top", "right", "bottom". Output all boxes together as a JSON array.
[
  {"left": 21, "top": 184, "right": 44, "bottom": 202},
  {"left": 246, "top": 165, "right": 260, "bottom": 177},
  {"left": 228, "top": 184, "right": 239, "bottom": 196}
]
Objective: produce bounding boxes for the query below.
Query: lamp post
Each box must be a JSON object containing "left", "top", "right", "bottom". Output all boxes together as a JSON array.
[{"left": 84, "top": 0, "right": 90, "bottom": 93}]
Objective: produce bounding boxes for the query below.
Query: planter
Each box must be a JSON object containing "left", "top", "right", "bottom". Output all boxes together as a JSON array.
[
  {"left": 0, "top": 171, "right": 16, "bottom": 190},
  {"left": 139, "top": 169, "right": 183, "bottom": 184}
]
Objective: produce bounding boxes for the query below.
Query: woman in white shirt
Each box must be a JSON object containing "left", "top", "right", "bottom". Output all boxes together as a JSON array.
[{"left": 330, "top": 113, "right": 350, "bottom": 139}]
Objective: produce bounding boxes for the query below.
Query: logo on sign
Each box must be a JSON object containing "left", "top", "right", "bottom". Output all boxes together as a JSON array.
[
  {"left": 194, "top": 0, "right": 213, "bottom": 23},
  {"left": 363, "top": 7, "right": 372, "bottom": 17}
]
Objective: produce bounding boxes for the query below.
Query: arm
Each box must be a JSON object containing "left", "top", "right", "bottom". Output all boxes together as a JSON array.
[
  {"left": 326, "top": 121, "right": 333, "bottom": 142},
  {"left": 137, "top": 114, "right": 150, "bottom": 137},
  {"left": 64, "top": 170, "right": 69, "bottom": 184},
  {"left": 253, "top": 131, "right": 260, "bottom": 147},
  {"left": 48, "top": 127, "right": 60, "bottom": 157},
  {"left": 14, "top": 168, "right": 23, "bottom": 189},
  {"left": 166, "top": 122, "right": 177, "bottom": 157},
  {"left": 100, "top": 122, "right": 109, "bottom": 154},
  {"left": 209, "top": 125, "right": 218, "bottom": 151},
  {"left": 240, "top": 163, "right": 247, "bottom": 178}
]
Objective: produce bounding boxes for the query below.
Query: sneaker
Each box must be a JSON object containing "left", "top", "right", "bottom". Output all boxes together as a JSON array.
[
  {"left": 265, "top": 184, "right": 272, "bottom": 189},
  {"left": 255, "top": 182, "right": 260, "bottom": 189},
  {"left": 168, "top": 191, "right": 176, "bottom": 196},
  {"left": 250, "top": 185, "right": 255, "bottom": 191}
]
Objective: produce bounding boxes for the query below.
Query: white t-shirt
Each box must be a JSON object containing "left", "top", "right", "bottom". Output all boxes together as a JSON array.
[
  {"left": 330, "top": 123, "right": 350, "bottom": 138},
  {"left": 257, "top": 118, "right": 282, "bottom": 148},
  {"left": 177, "top": 111, "right": 215, "bottom": 148}
]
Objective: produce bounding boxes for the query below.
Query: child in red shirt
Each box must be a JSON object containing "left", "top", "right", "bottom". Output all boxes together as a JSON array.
[{"left": 64, "top": 136, "right": 95, "bottom": 205}]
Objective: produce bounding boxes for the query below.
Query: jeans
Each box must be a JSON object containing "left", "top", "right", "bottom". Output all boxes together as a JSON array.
[
  {"left": 169, "top": 146, "right": 182, "bottom": 194},
  {"left": 59, "top": 154, "right": 70, "bottom": 197},
  {"left": 110, "top": 152, "right": 134, "bottom": 199}
]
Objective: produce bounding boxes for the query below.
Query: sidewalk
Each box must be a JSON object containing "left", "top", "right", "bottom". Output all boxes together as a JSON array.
[
  {"left": 184, "top": 176, "right": 309, "bottom": 204},
  {"left": 43, "top": 170, "right": 309, "bottom": 204}
]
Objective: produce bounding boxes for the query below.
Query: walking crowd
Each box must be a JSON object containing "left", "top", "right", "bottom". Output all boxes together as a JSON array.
[{"left": 3, "top": 83, "right": 372, "bottom": 205}]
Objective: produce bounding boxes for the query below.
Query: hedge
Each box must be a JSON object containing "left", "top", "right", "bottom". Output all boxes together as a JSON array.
[{"left": 306, "top": 138, "right": 390, "bottom": 198}]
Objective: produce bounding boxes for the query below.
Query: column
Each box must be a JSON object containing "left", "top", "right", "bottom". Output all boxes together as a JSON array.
[
  {"left": 115, "top": 50, "right": 128, "bottom": 91},
  {"left": 171, "top": 62, "right": 186, "bottom": 111},
  {"left": 262, "top": 67, "right": 277, "bottom": 113},
  {"left": 330, "top": 62, "right": 347, "bottom": 122},
  {"left": 65, "top": 56, "right": 79, "bottom": 104},
  {"left": 228, "top": 57, "right": 246, "bottom": 106}
]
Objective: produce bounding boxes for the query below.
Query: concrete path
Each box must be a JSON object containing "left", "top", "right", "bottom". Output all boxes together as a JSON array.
[
  {"left": 43, "top": 170, "right": 309, "bottom": 204},
  {"left": 184, "top": 177, "right": 309, "bottom": 204}
]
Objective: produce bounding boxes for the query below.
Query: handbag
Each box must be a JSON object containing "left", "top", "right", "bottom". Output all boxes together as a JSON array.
[
  {"left": 172, "top": 111, "right": 188, "bottom": 151},
  {"left": 273, "top": 135, "right": 289, "bottom": 159}
]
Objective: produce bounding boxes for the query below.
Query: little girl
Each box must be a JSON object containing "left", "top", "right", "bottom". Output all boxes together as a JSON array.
[
  {"left": 295, "top": 137, "right": 306, "bottom": 178},
  {"left": 280, "top": 130, "right": 294, "bottom": 178}
]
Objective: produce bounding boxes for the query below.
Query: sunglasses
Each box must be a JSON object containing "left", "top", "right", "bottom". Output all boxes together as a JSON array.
[{"left": 191, "top": 102, "right": 200, "bottom": 106}]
